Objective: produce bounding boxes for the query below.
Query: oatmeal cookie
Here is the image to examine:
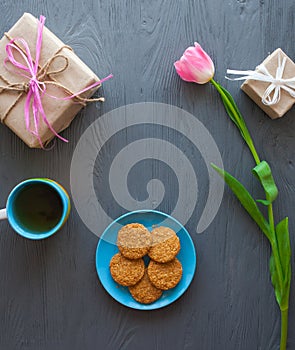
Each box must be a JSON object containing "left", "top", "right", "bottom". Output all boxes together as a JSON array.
[
  {"left": 148, "top": 226, "right": 180, "bottom": 263},
  {"left": 147, "top": 258, "right": 183, "bottom": 290},
  {"left": 129, "top": 269, "right": 163, "bottom": 304},
  {"left": 109, "top": 253, "right": 144, "bottom": 286},
  {"left": 117, "top": 223, "right": 151, "bottom": 259}
]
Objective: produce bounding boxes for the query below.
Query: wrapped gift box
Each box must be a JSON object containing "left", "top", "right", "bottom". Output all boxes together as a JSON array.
[
  {"left": 0, "top": 13, "right": 102, "bottom": 147},
  {"left": 241, "top": 48, "right": 295, "bottom": 119}
]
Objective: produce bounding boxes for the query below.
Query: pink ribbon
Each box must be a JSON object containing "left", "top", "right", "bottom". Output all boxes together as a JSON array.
[{"left": 4, "top": 15, "right": 112, "bottom": 148}]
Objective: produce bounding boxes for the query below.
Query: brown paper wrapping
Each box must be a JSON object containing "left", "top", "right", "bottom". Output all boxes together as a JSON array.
[
  {"left": 0, "top": 13, "right": 101, "bottom": 148},
  {"left": 241, "top": 48, "right": 295, "bottom": 119}
]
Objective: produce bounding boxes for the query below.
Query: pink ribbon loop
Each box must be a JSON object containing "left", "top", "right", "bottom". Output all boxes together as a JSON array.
[{"left": 4, "top": 15, "right": 112, "bottom": 148}]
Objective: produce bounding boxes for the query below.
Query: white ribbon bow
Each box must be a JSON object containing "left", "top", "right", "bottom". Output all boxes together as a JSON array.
[{"left": 226, "top": 54, "right": 295, "bottom": 106}]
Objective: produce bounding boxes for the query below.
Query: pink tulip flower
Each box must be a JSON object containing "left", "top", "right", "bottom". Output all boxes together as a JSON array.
[{"left": 174, "top": 42, "right": 215, "bottom": 84}]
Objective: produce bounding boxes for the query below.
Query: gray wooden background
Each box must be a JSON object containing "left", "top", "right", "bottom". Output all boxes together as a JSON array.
[{"left": 0, "top": 1, "right": 294, "bottom": 349}]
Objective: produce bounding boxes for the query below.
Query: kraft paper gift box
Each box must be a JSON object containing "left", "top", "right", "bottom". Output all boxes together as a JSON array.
[
  {"left": 240, "top": 48, "right": 295, "bottom": 119},
  {"left": 0, "top": 12, "right": 103, "bottom": 148}
]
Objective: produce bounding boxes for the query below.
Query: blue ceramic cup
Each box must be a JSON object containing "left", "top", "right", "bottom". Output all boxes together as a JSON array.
[{"left": 0, "top": 178, "right": 70, "bottom": 239}]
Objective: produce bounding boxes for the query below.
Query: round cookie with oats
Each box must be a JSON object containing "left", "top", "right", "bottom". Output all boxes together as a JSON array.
[
  {"left": 109, "top": 253, "right": 145, "bottom": 287},
  {"left": 148, "top": 226, "right": 180, "bottom": 263},
  {"left": 129, "top": 269, "right": 163, "bottom": 304},
  {"left": 147, "top": 258, "right": 183, "bottom": 290},
  {"left": 117, "top": 223, "right": 152, "bottom": 259}
]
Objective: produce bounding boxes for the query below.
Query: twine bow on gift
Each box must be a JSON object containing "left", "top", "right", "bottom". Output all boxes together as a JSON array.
[
  {"left": 0, "top": 15, "right": 112, "bottom": 148},
  {"left": 226, "top": 53, "right": 295, "bottom": 106}
]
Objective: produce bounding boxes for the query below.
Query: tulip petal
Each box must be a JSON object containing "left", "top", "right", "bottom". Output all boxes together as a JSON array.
[{"left": 174, "top": 59, "right": 198, "bottom": 83}]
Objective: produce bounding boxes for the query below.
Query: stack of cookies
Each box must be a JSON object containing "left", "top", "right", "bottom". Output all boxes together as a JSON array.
[{"left": 109, "top": 223, "right": 183, "bottom": 304}]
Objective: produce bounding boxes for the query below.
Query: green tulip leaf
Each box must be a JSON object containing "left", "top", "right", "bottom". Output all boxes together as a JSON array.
[
  {"left": 253, "top": 161, "right": 278, "bottom": 205},
  {"left": 256, "top": 199, "right": 271, "bottom": 206},
  {"left": 211, "top": 163, "right": 272, "bottom": 242},
  {"left": 210, "top": 79, "right": 260, "bottom": 165},
  {"left": 269, "top": 217, "right": 291, "bottom": 311},
  {"left": 215, "top": 82, "right": 247, "bottom": 136}
]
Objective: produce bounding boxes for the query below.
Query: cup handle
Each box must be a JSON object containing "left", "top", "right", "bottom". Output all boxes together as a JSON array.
[{"left": 0, "top": 209, "right": 7, "bottom": 220}]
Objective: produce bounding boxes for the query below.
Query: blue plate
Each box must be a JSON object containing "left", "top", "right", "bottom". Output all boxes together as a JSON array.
[{"left": 96, "top": 210, "right": 197, "bottom": 310}]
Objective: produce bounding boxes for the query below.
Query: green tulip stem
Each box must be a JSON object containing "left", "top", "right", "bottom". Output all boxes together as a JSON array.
[
  {"left": 268, "top": 205, "right": 284, "bottom": 291},
  {"left": 280, "top": 309, "right": 288, "bottom": 350},
  {"left": 211, "top": 76, "right": 284, "bottom": 298},
  {"left": 268, "top": 203, "right": 275, "bottom": 233},
  {"left": 209, "top": 77, "right": 290, "bottom": 350}
]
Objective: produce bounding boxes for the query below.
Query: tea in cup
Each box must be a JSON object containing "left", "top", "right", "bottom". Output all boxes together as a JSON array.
[{"left": 0, "top": 178, "right": 70, "bottom": 239}]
